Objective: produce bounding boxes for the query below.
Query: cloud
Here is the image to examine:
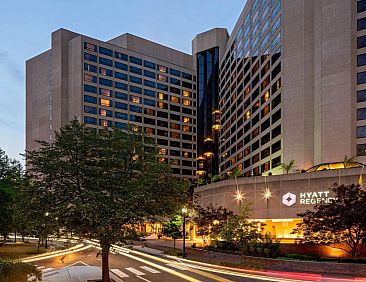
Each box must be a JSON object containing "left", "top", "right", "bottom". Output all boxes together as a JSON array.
[{"left": 0, "top": 51, "right": 24, "bottom": 82}]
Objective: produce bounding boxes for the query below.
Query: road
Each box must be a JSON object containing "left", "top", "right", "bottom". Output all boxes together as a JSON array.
[{"left": 29, "top": 243, "right": 363, "bottom": 282}]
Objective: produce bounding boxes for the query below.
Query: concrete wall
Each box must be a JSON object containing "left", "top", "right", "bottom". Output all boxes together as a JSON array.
[{"left": 195, "top": 168, "right": 364, "bottom": 219}]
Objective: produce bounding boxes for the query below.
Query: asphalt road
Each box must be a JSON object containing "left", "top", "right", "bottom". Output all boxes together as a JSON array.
[{"left": 32, "top": 244, "right": 360, "bottom": 282}]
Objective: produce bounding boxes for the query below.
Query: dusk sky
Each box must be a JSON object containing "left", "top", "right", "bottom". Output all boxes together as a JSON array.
[{"left": 0, "top": 0, "right": 245, "bottom": 162}]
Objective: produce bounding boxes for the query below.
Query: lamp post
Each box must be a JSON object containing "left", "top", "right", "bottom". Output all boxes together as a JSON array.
[
  {"left": 44, "top": 212, "right": 49, "bottom": 248},
  {"left": 181, "top": 207, "right": 188, "bottom": 257},
  {"left": 263, "top": 188, "right": 272, "bottom": 219}
]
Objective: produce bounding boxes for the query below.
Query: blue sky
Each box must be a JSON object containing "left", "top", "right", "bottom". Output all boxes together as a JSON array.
[{"left": 0, "top": 0, "right": 245, "bottom": 161}]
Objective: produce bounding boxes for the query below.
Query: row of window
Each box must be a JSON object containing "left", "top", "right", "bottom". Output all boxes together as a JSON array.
[{"left": 84, "top": 42, "right": 195, "bottom": 81}]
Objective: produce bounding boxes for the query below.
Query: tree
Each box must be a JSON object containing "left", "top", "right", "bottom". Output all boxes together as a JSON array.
[
  {"left": 194, "top": 204, "right": 233, "bottom": 244},
  {"left": 196, "top": 177, "right": 206, "bottom": 187},
  {"left": 207, "top": 174, "right": 221, "bottom": 184},
  {"left": 27, "top": 120, "right": 187, "bottom": 282},
  {"left": 293, "top": 184, "right": 366, "bottom": 259},
  {"left": 228, "top": 167, "right": 241, "bottom": 179},
  {"left": 162, "top": 216, "right": 183, "bottom": 250},
  {"left": 0, "top": 257, "right": 42, "bottom": 282},
  {"left": 280, "top": 160, "right": 295, "bottom": 174},
  {"left": 220, "top": 204, "right": 263, "bottom": 251},
  {"left": 0, "top": 148, "right": 23, "bottom": 243}
]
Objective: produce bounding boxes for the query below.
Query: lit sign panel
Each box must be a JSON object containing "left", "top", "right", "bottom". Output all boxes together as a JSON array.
[{"left": 282, "top": 191, "right": 336, "bottom": 206}]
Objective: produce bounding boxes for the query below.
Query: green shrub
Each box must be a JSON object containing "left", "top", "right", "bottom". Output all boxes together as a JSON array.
[{"left": 0, "top": 258, "right": 42, "bottom": 282}]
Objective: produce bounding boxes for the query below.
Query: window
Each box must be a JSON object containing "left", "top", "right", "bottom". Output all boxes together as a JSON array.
[
  {"left": 358, "top": 90, "right": 366, "bottom": 102},
  {"left": 99, "top": 88, "right": 112, "bottom": 97},
  {"left": 115, "top": 112, "right": 128, "bottom": 120},
  {"left": 84, "top": 95, "right": 97, "bottom": 104},
  {"left": 84, "top": 53, "right": 97, "bottom": 62},
  {"left": 100, "top": 98, "right": 111, "bottom": 107},
  {"left": 182, "top": 99, "right": 191, "bottom": 106},
  {"left": 170, "top": 132, "right": 180, "bottom": 139},
  {"left": 144, "top": 70, "right": 156, "bottom": 79},
  {"left": 171, "top": 122, "right": 180, "bottom": 130},
  {"left": 130, "top": 96, "right": 141, "bottom": 104},
  {"left": 144, "top": 108, "right": 155, "bottom": 116},
  {"left": 358, "top": 0, "right": 366, "bottom": 13},
  {"left": 84, "top": 116, "right": 97, "bottom": 125},
  {"left": 130, "top": 105, "right": 142, "bottom": 113},
  {"left": 158, "top": 111, "right": 168, "bottom": 119},
  {"left": 99, "top": 57, "right": 113, "bottom": 67},
  {"left": 99, "top": 46, "right": 113, "bottom": 57},
  {"left": 158, "top": 92, "right": 167, "bottom": 100},
  {"left": 170, "top": 86, "right": 180, "bottom": 95},
  {"left": 157, "top": 83, "right": 168, "bottom": 91},
  {"left": 84, "top": 63, "right": 97, "bottom": 73},
  {"left": 115, "top": 51, "right": 128, "bottom": 61},
  {"left": 170, "top": 78, "right": 180, "bottom": 86},
  {"left": 115, "top": 122, "right": 128, "bottom": 129},
  {"left": 357, "top": 126, "right": 366, "bottom": 138},
  {"left": 171, "top": 96, "right": 180, "bottom": 103},
  {"left": 158, "top": 102, "right": 168, "bottom": 109},
  {"left": 115, "top": 81, "right": 128, "bottom": 90},
  {"left": 272, "top": 140, "right": 281, "bottom": 153},
  {"left": 183, "top": 125, "right": 191, "bottom": 132},
  {"left": 144, "top": 60, "right": 156, "bottom": 69},
  {"left": 170, "top": 68, "right": 181, "bottom": 77},
  {"left": 272, "top": 125, "right": 281, "bottom": 139},
  {"left": 158, "top": 65, "right": 167, "bottom": 73},
  {"left": 170, "top": 105, "right": 180, "bottom": 112},
  {"left": 130, "top": 85, "right": 142, "bottom": 94},
  {"left": 99, "top": 77, "right": 112, "bottom": 87},
  {"left": 358, "top": 108, "right": 366, "bottom": 120},
  {"left": 84, "top": 74, "right": 96, "bottom": 83},
  {"left": 182, "top": 72, "right": 192, "bottom": 80},
  {"left": 182, "top": 117, "right": 190, "bottom": 123},
  {"left": 182, "top": 90, "right": 191, "bottom": 97},
  {"left": 158, "top": 74, "right": 168, "bottom": 82},
  {"left": 99, "top": 108, "right": 112, "bottom": 117},
  {"left": 130, "top": 56, "right": 142, "bottom": 65},
  {"left": 182, "top": 81, "right": 192, "bottom": 89},
  {"left": 144, "top": 79, "right": 156, "bottom": 88},
  {"left": 84, "top": 42, "right": 97, "bottom": 52},
  {"left": 358, "top": 72, "right": 366, "bottom": 84},
  {"left": 358, "top": 54, "right": 366, "bottom": 67},
  {"left": 130, "top": 115, "right": 142, "bottom": 122},
  {"left": 144, "top": 89, "right": 155, "bottom": 97},
  {"left": 359, "top": 18, "right": 366, "bottom": 31},
  {"left": 130, "top": 66, "right": 142, "bottom": 75},
  {"left": 357, "top": 144, "right": 366, "bottom": 156},
  {"left": 84, "top": 84, "right": 97, "bottom": 94},
  {"left": 358, "top": 35, "right": 366, "bottom": 49},
  {"left": 130, "top": 76, "right": 142, "bottom": 84},
  {"left": 144, "top": 99, "right": 155, "bottom": 106},
  {"left": 157, "top": 120, "right": 168, "bottom": 127},
  {"left": 115, "top": 61, "right": 128, "bottom": 71},
  {"left": 115, "top": 91, "right": 128, "bottom": 100},
  {"left": 272, "top": 109, "right": 281, "bottom": 124},
  {"left": 84, "top": 105, "right": 96, "bottom": 114},
  {"left": 99, "top": 67, "right": 113, "bottom": 77},
  {"left": 115, "top": 102, "right": 128, "bottom": 110}
]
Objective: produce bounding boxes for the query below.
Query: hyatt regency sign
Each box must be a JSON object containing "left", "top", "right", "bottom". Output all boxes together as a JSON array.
[{"left": 282, "top": 191, "right": 335, "bottom": 207}]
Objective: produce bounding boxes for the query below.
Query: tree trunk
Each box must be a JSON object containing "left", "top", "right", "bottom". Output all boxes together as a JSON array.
[
  {"left": 173, "top": 238, "right": 176, "bottom": 251},
  {"left": 101, "top": 241, "right": 111, "bottom": 282},
  {"left": 37, "top": 238, "right": 40, "bottom": 252},
  {"left": 45, "top": 235, "right": 48, "bottom": 249},
  {"left": 14, "top": 230, "right": 17, "bottom": 243}
]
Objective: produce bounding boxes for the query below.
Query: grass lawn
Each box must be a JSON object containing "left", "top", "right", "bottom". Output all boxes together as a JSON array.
[{"left": 0, "top": 242, "right": 48, "bottom": 260}]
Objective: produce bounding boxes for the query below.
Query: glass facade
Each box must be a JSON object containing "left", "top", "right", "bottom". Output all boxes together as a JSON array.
[{"left": 197, "top": 48, "right": 220, "bottom": 176}]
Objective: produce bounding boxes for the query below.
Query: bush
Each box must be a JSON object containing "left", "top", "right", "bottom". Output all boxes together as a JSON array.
[
  {"left": 164, "top": 249, "right": 182, "bottom": 256},
  {"left": 0, "top": 258, "right": 42, "bottom": 282},
  {"left": 279, "top": 253, "right": 320, "bottom": 261}
]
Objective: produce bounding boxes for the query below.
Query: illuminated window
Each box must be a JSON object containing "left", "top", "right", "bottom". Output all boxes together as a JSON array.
[
  {"left": 171, "top": 159, "right": 180, "bottom": 165},
  {"left": 145, "top": 109, "right": 155, "bottom": 116},
  {"left": 101, "top": 119, "right": 108, "bottom": 127},
  {"left": 263, "top": 91, "right": 270, "bottom": 102},
  {"left": 159, "top": 157, "right": 166, "bottom": 163},
  {"left": 183, "top": 152, "right": 190, "bottom": 158},
  {"left": 183, "top": 125, "right": 191, "bottom": 132},
  {"left": 158, "top": 74, "right": 168, "bottom": 82},
  {"left": 245, "top": 110, "right": 251, "bottom": 120},
  {"left": 132, "top": 126, "right": 140, "bottom": 132},
  {"left": 158, "top": 65, "right": 167, "bottom": 73},
  {"left": 170, "top": 132, "right": 180, "bottom": 139},
  {"left": 84, "top": 42, "right": 96, "bottom": 51},
  {"left": 100, "top": 109, "right": 107, "bottom": 116},
  {"left": 158, "top": 93, "right": 165, "bottom": 100},
  {"left": 171, "top": 96, "right": 180, "bottom": 103},
  {"left": 84, "top": 74, "right": 96, "bottom": 83},
  {"left": 262, "top": 105, "right": 270, "bottom": 117},
  {"left": 100, "top": 99, "right": 111, "bottom": 107},
  {"left": 183, "top": 99, "right": 191, "bottom": 106},
  {"left": 183, "top": 90, "right": 191, "bottom": 97},
  {"left": 159, "top": 148, "right": 167, "bottom": 155},
  {"left": 100, "top": 88, "right": 112, "bottom": 97},
  {"left": 158, "top": 102, "right": 167, "bottom": 109},
  {"left": 171, "top": 123, "right": 180, "bottom": 130},
  {"left": 183, "top": 117, "right": 190, "bottom": 123},
  {"left": 130, "top": 96, "right": 141, "bottom": 104},
  {"left": 245, "top": 86, "right": 251, "bottom": 97}
]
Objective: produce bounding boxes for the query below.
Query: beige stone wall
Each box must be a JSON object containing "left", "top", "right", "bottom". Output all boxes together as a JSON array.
[{"left": 195, "top": 168, "right": 364, "bottom": 219}]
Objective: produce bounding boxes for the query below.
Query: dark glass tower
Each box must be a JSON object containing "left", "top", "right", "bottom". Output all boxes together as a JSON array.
[{"left": 197, "top": 47, "right": 220, "bottom": 177}]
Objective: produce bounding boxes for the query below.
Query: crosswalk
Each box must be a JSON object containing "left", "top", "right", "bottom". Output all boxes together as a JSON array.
[{"left": 36, "top": 262, "right": 188, "bottom": 280}]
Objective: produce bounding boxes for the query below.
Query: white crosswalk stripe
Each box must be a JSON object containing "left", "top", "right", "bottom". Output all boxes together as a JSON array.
[
  {"left": 140, "top": 265, "right": 161, "bottom": 274},
  {"left": 110, "top": 269, "right": 129, "bottom": 278},
  {"left": 36, "top": 266, "right": 45, "bottom": 269},
  {"left": 41, "top": 267, "right": 55, "bottom": 273},
  {"left": 166, "top": 263, "right": 187, "bottom": 270},
  {"left": 125, "top": 267, "right": 146, "bottom": 276}
]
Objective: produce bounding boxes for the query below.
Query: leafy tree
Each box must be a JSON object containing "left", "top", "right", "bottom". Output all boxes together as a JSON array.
[
  {"left": 162, "top": 216, "right": 183, "bottom": 250},
  {"left": 0, "top": 148, "right": 23, "bottom": 243},
  {"left": 27, "top": 120, "right": 187, "bottom": 282},
  {"left": 194, "top": 204, "right": 233, "bottom": 243},
  {"left": 228, "top": 167, "right": 241, "bottom": 179},
  {"left": 343, "top": 155, "right": 356, "bottom": 168},
  {"left": 220, "top": 204, "right": 263, "bottom": 250},
  {"left": 0, "top": 257, "right": 42, "bottom": 282},
  {"left": 196, "top": 177, "right": 206, "bottom": 187},
  {"left": 293, "top": 184, "right": 366, "bottom": 259},
  {"left": 207, "top": 174, "right": 221, "bottom": 184},
  {"left": 280, "top": 160, "right": 295, "bottom": 174}
]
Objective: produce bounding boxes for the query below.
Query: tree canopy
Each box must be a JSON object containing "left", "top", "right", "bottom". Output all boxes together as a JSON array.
[
  {"left": 26, "top": 120, "right": 188, "bottom": 281},
  {"left": 293, "top": 184, "right": 366, "bottom": 259}
]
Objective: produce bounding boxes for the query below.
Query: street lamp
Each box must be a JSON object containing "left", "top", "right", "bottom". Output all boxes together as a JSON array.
[
  {"left": 181, "top": 207, "right": 188, "bottom": 257},
  {"left": 263, "top": 188, "right": 272, "bottom": 218}
]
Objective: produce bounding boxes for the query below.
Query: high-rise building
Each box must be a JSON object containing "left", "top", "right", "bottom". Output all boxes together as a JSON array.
[
  {"left": 26, "top": 29, "right": 197, "bottom": 179},
  {"left": 27, "top": 0, "right": 363, "bottom": 180}
]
